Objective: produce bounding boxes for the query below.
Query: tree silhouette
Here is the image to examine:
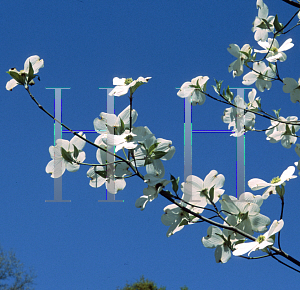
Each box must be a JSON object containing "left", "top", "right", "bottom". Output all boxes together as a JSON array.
[
  {"left": 0, "top": 244, "right": 36, "bottom": 290},
  {"left": 116, "top": 275, "right": 189, "bottom": 290}
]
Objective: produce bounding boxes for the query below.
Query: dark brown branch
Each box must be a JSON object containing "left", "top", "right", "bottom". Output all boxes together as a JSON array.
[{"left": 282, "top": 0, "right": 300, "bottom": 8}]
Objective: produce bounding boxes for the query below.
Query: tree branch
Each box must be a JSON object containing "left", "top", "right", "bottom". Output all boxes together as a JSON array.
[{"left": 282, "top": 0, "right": 300, "bottom": 9}]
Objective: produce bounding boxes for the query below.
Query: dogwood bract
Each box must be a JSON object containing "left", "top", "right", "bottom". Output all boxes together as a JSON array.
[
  {"left": 254, "top": 38, "right": 294, "bottom": 62},
  {"left": 6, "top": 55, "right": 44, "bottom": 91},
  {"left": 45, "top": 132, "right": 86, "bottom": 178},
  {"left": 227, "top": 43, "right": 252, "bottom": 77},
  {"left": 232, "top": 220, "right": 284, "bottom": 256},
  {"left": 252, "top": 0, "right": 274, "bottom": 42},
  {"left": 177, "top": 76, "right": 209, "bottom": 105},
  {"left": 109, "top": 76, "right": 151, "bottom": 97},
  {"left": 248, "top": 166, "right": 297, "bottom": 199},
  {"left": 282, "top": 77, "right": 300, "bottom": 104},
  {"left": 242, "top": 61, "right": 276, "bottom": 92}
]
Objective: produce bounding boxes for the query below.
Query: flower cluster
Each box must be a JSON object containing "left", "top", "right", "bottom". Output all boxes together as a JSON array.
[
  {"left": 6, "top": 0, "right": 300, "bottom": 270},
  {"left": 222, "top": 89, "right": 258, "bottom": 136},
  {"left": 265, "top": 116, "right": 300, "bottom": 149}
]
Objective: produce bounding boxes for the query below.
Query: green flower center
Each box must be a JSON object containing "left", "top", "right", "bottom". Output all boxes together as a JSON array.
[
  {"left": 125, "top": 135, "right": 134, "bottom": 142},
  {"left": 271, "top": 176, "right": 281, "bottom": 184},
  {"left": 237, "top": 212, "right": 245, "bottom": 222},
  {"left": 124, "top": 78, "right": 133, "bottom": 85},
  {"left": 256, "top": 235, "right": 265, "bottom": 244},
  {"left": 270, "top": 47, "right": 278, "bottom": 53}
]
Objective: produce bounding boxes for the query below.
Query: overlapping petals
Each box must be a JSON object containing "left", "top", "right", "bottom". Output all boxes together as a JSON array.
[
  {"left": 242, "top": 61, "right": 276, "bottom": 92},
  {"left": 254, "top": 38, "right": 294, "bottom": 62},
  {"left": 283, "top": 77, "right": 300, "bottom": 104},
  {"left": 6, "top": 55, "right": 44, "bottom": 90},
  {"left": 177, "top": 76, "right": 209, "bottom": 106},
  {"left": 46, "top": 132, "right": 86, "bottom": 178},
  {"left": 233, "top": 220, "right": 284, "bottom": 256},
  {"left": 227, "top": 44, "right": 252, "bottom": 77},
  {"left": 109, "top": 76, "right": 151, "bottom": 97},
  {"left": 248, "top": 166, "right": 297, "bottom": 199}
]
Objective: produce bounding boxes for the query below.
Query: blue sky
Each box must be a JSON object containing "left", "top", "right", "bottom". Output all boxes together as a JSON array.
[{"left": 1, "top": 0, "right": 300, "bottom": 289}]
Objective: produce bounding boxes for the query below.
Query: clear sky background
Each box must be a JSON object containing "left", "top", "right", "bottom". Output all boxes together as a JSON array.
[{"left": 1, "top": 0, "right": 300, "bottom": 289}]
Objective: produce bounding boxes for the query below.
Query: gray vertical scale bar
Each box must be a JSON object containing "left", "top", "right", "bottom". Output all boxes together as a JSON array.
[
  {"left": 98, "top": 88, "right": 123, "bottom": 202},
  {"left": 184, "top": 96, "right": 192, "bottom": 181},
  {"left": 183, "top": 95, "right": 193, "bottom": 201},
  {"left": 45, "top": 88, "right": 71, "bottom": 202},
  {"left": 231, "top": 88, "right": 248, "bottom": 198}
]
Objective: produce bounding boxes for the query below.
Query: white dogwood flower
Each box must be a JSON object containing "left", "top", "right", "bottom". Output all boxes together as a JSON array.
[
  {"left": 227, "top": 44, "right": 252, "bottom": 77},
  {"left": 109, "top": 76, "right": 151, "bottom": 97},
  {"left": 254, "top": 38, "right": 294, "bottom": 62},
  {"left": 252, "top": 0, "right": 274, "bottom": 42},
  {"left": 265, "top": 116, "right": 300, "bottom": 149},
  {"left": 6, "top": 55, "right": 44, "bottom": 91},
  {"left": 222, "top": 95, "right": 256, "bottom": 137},
  {"left": 177, "top": 76, "right": 209, "bottom": 106},
  {"left": 202, "top": 226, "right": 232, "bottom": 263},
  {"left": 248, "top": 166, "right": 297, "bottom": 199},
  {"left": 282, "top": 77, "right": 300, "bottom": 104},
  {"left": 242, "top": 61, "right": 276, "bottom": 92},
  {"left": 233, "top": 220, "right": 284, "bottom": 256},
  {"left": 46, "top": 132, "right": 86, "bottom": 178}
]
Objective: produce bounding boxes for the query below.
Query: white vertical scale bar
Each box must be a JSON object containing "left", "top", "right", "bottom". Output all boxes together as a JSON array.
[
  {"left": 184, "top": 96, "right": 192, "bottom": 181},
  {"left": 232, "top": 88, "right": 247, "bottom": 198},
  {"left": 183, "top": 95, "right": 193, "bottom": 201},
  {"left": 98, "top": 88, "right": 123, "bottom": 202},
  {"left": 45, "top": 87, "right": 71, "bottom": 202}
]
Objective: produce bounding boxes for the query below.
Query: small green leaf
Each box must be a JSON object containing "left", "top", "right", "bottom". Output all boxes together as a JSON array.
[
  {"left": 213, "top": 79, "right": 223, "bottom": 93},
  {"left": 209, "top": 187, "right": 214, "bottom": 202},
  {"left": 275, "top": 184, "right": 285, "bottom": 197},
  {"left": 240, "top": 50, "right": 250, "bottom": 58},
  {"left": 73, "top": 144, "right": 79, "bottom": 159},
  {"left": 118, "top": 117, "right": 125, "bottom": 134},
  {"left": 268, "top": 62, "right": 276, "bottom": 74},
  {"left": 27, "top": 61, "right": 35, "bottom": 82},
  {"left": 144, "top": 157, "right": 153, "bottom": 166},
  {"left": 179, "top": 219, "right": 189, "bottom": 227},
  {"left": 234, "top": 239, "right": 246, "bottom": 246},
  {"left": 274, "top": 14, "right": 284, "bottom": 32},
  {"left": 152, "top": 151, "right": 167, "bottom": 159},
  {"left": 256, "top": 98, "right": 261, "bottom": 109},
  {"left": 95, "top": 170, "right": 107, "bottom": 178},
  {"left": 273, "top": 108, "right": 281, "bottom": 118},
  {"left": 61, "top": 147, "right": 74, "bottom": 163},
  {"left": 7, "top": 70, "right": 26, "bottom": 85},
  {"left": 170, "top": 174, "right": 179, "bottom": 194},
  {"left": 148, "top": 142, "right": 159, "bottom": 154},
  {"left": 282, "top": 124, "right": 292, "bottom": 135},
  {"left": 257, "top": 21, "right": 267, "bottom": 29},
  {"left": 225, "top": 86, "right": 233, "bottom": 102},
  {"left": 200, "top": 189, "right": 209, "bottom": 199},
  {"left": 212, "top": 85, "right": 218, "bottom": 95}
]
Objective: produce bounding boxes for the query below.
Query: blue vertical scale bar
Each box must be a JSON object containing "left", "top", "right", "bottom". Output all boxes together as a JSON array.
[
  {"left": 45, "top": 88, "right": 71, "bottom": 202},
  {"left": 179, "top": 87, "right": 250, "bottom": 199}
]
